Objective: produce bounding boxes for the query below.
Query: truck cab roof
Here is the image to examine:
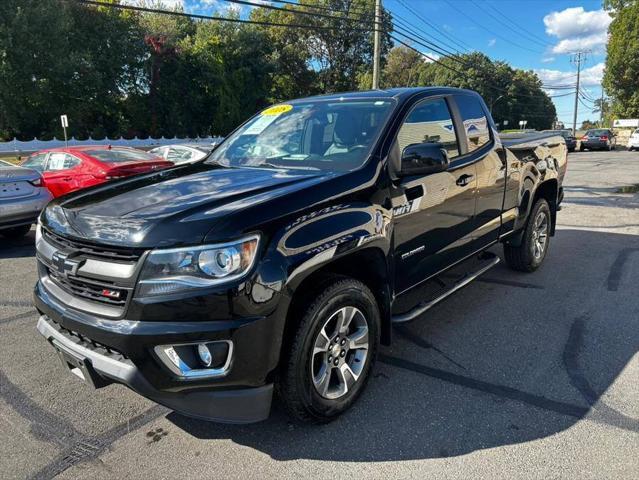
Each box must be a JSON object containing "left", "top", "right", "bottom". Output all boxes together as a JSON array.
[{"left": 289, "top": 87, "right": 481, "bottom": 104}]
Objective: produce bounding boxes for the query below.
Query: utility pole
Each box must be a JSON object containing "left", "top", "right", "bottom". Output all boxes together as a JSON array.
[
  {"left": 372, "top": 0, "right": 381, "bottom": 89},
  {"left": 570, "top": 51, "right": 588, "bottom": 135},
  {"left": 600, "top": 86, "right": 605, "bottom": 127}
]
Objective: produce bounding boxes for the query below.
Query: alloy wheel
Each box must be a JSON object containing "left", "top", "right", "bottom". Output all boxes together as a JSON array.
[
  {"left": 311, "top": 306, "right": 369, "bottom": 400},
  {"left": 531, "top": 211, "right": 549, "bottom": 260}
]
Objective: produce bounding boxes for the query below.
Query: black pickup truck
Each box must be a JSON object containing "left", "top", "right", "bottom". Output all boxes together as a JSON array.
[{"left": 34, "top": 88, "right": 567, "bottom": 424}]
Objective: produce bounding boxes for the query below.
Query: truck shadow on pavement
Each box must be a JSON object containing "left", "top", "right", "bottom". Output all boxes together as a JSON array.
[{"left": 167, "top": 229, "right": 639, "bottom": 461}]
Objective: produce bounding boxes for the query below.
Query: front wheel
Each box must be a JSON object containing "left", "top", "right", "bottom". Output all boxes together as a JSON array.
[
  {"left": 278, "top": 277, "right": 380, "bottom": 423},
  {"left": 504, "top": 199, "right": 551, "bottom": 272}
]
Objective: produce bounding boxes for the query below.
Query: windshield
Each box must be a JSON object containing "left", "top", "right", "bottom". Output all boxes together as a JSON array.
[
  {"left": 85, "top": 148, "right": 161, "bottom": 163},
  {"left": 208, "top": 99, "right": 395, "bottom": 172}
]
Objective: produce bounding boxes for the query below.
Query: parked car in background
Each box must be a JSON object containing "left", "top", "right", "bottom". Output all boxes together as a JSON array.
[
  {"left": 149, "top": 143, "right": 217, "bottom": 164},
  {"left": 579, "top": 129, "right": 616, "bottom": 151},
  {"left": 21, "top": 146, "right": 173, "bottom": 198},
  {"left": 0, "top": 159, "right": 52, "bottom": 239},
  {"left": 543, "top": 129, "right": 576, "bottom": 152},
  {"left": 627, "top": 129, "right": 639, "bottom": 151}
]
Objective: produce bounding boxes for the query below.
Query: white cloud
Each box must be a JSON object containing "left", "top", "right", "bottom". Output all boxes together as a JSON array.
[
  {"left": 122, "top": 0, "right": 185, "bottom": 8},
  {"left": 536, "top": 62, "right": 605, "bottom": 87},
  {"left": 421, "top": 52, "right": 441, "bottom": 63},
  {"left": 541, "top": 56, "right": 556, "bottom": 63},
  {"left": 543, "top": 7, "right": 611, "bottom": 54},
  {"left": 488, "top": 38, "right": 496, "bottom": 47},
  {"left": 551, "top": 31, "right": 609, "bottom": 54}
]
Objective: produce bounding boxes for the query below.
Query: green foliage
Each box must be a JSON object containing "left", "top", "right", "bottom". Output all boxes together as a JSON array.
[
  {"left": 603, "top": 0, "right": 639, "bottom": 118},
  {"left": 0, "top": 0, "right": 557, "bottom": 140},
  {"left": 581, "top": 119, "right": 598, "bottom": 130},
  {"left": 381, "top": 49, "right": 557, "bottom": 129}
]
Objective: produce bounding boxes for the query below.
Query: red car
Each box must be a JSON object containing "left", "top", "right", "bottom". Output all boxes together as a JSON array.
[{"left": 21, "top": 146, "right": 173, "bottom": 197}]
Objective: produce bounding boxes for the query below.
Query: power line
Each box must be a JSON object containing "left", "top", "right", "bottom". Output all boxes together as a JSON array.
[
  {"left": 442, "top": 0, "right": 544, "bottom": 54},
  {"left": 483, "top": 0, "right": 555, "bottom": 47},
  {"left": 394, "top": 0, "right": 473, "bottom": 53},
  {"left": 74, "top": 0, "right": 372, "bottom": 31},
  {"left": 220, "top": 0, "right": 373, "bottom": 25}
]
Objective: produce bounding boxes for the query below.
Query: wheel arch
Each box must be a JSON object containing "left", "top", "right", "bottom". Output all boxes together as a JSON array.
[{"left": 282, "top": 246, "right": 393, "bottom": 358}]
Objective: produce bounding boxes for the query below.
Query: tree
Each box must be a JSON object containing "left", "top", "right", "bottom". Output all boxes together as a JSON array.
[
  {"left": 251, "top": 0, "right": 392, "bottom": 95},
  {"left": 380, "top": 46, "right": 426, "bottom": 88},
  {"left": 397, "top": 50, "right": 557, "bottom": 129},
  {"left": 0, "top": 0, "right": 145, "bottom": 140},
  {"left": 603, "top": 0, "right": 639, "bottom": 117},
  {"left": 581, "top": 119, "right": 597, "bottom": 130}
]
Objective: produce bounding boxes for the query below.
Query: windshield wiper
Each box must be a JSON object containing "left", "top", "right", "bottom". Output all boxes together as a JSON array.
[{"left": 251, "top": 161, "right": 320, "bottom": 171}]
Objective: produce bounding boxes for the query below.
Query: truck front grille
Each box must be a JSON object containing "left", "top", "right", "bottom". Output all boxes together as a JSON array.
[
  {"left": 47, "top": 268, "right": 129, "bottom": 307},
  {"left": 38, "top": 228, "right": 143, "bottom": 317}
]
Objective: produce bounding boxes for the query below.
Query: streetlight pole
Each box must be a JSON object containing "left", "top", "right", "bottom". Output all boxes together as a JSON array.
[
  {"left": 372, "top": 0, "right": 381, "bottom": 89},
  {"left": 489, "top": 94, "right": 504, "bottom": 114}
]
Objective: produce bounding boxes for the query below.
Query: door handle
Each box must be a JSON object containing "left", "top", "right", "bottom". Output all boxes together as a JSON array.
[
  {"left": 63, "top": 177, "right": 72, "bottom": 181},
  {"left": 456, "top": 174, "right": 474, "bottom": 186}
]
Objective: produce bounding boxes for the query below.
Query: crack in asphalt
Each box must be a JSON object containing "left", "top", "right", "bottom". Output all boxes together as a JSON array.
[
  {"left": 0, "top": 369, "right": 166, "bottom": 479},
  {"left": 30, "top": 405, "right": 167, "bottom": 480},
  {"left": 0, "top": 310, "right": 37, "bottom": 325}
]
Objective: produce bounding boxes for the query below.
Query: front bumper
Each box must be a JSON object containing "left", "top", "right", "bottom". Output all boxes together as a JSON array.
[{"left": 36, "top": 315, "right": 273, "bottom": 423}]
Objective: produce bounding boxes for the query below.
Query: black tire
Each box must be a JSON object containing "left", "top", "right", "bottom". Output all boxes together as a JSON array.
[
  {"left": 1, "top": 224, "right": 32, "bottom": 239},
  {"left": 504, "top": 199, "right": 551, "bottom": 272},
  {"left": 278, "top": 277, "right": 380, "bottom": 423}
]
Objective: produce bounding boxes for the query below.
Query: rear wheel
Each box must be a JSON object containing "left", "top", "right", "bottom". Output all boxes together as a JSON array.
[
  {"left": 504, "top": 199, "right": 551, "bottom": 272},
  {"left": 278, "top": 277, "right": 380, "bottom": 423},
  {"left": 1, "top": 224, "right": 31, "bottom": 239}
]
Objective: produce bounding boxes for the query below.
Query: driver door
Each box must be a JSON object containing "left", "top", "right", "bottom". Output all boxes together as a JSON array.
[{"left": 391, "top": 96, "right": 477, "bottom": 294}]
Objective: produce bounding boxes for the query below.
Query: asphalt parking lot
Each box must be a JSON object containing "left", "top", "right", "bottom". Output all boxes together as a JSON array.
[{"left": 1, "top": 150, "right": 638, "bottom": 479}]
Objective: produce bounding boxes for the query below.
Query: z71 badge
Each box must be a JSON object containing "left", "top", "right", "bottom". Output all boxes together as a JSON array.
[{"left": 393, "top": 199, "right": 420, "bottom": 217}]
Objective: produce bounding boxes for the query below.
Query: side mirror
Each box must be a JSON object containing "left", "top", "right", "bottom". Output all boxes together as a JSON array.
[{"left": 399, "top": 143, "right": 449, "bottom": 176}]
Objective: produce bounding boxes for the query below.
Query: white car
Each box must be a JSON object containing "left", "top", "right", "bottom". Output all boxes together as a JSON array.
[
  {"left": 627, "top": 129, "right": 639, "bottom": 151},
  {"left": 149, "top": 143, "right": 216, "bottom": 164}
]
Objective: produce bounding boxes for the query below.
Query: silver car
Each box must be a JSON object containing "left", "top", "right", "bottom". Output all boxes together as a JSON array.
[
  {"left": 149, "top": 143, "right": 216, "bottom": 165},
  {"left": 0, "top": 159, "right": 53, "bottom": 239}
]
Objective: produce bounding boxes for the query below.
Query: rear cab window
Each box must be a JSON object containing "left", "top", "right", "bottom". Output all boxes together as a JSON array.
[
  {"left": 454, "top": 94, "right": 491, "bottom": 152},
  {"left": 84, "top": 149, "right": 160, "bottom": 163}
]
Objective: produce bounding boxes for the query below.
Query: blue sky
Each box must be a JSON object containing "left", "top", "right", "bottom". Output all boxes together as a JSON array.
[{"left": 158, "top": 0, "right": 611, "bottom": 126}]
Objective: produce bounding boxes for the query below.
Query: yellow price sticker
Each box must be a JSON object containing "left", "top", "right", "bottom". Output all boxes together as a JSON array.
[{"left": 262, "top": 104, "right": 293, "bottom": 116}]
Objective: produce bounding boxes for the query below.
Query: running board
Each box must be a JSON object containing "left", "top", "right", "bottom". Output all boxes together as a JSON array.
[{"left": 391, "top": 253, "right": 500, "bottom": 324}]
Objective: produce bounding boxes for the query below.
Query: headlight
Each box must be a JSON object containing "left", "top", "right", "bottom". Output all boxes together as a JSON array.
[{"left": 137, "top": 234, "right": 260, "bottom": 297}]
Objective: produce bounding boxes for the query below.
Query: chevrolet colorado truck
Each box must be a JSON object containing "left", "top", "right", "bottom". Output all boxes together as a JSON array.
[{"left": 34, "top": 88, "right": 567, "bottom": 424}]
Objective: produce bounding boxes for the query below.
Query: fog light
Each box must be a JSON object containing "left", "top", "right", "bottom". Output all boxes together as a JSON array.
[
  {"left": 197, "top": 343, "right": 212, "bottom": 367},
  {"left": 154, "top": 341, "right": 233, "bottom": 379}
]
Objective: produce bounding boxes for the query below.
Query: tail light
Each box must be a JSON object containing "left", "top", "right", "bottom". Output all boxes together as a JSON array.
[
  {"left": 581, "top": 136, "right": 588, "bottom": 140},
  {"left": 600, "top": 135, "right": 608, "bottom": 141}
]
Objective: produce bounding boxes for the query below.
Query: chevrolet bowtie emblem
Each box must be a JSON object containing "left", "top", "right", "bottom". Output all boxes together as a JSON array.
[{"left": 51, "top": 251, "right": 83, "bottom": 278}]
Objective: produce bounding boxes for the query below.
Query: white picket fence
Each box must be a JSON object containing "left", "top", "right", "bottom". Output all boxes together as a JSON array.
[{"left": 0, "top": 136, "right": 224, "bottom": 154}]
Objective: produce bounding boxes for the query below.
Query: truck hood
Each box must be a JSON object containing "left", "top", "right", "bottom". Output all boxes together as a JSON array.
[{"left": 43, "top": 164, "right": 331, "bottom": 247}]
